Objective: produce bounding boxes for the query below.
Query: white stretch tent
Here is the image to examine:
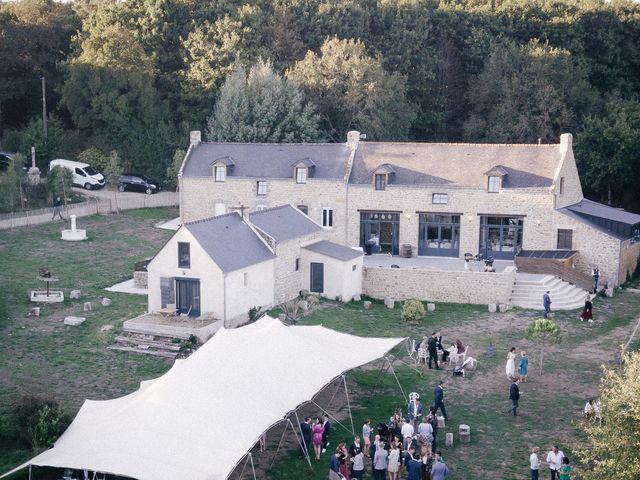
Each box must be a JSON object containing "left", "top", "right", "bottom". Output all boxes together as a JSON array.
[{"left": 2, "top": 316, "right": 403, "bottom": 480}]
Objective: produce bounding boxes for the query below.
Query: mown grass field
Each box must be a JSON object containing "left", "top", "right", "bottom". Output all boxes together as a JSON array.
[{"left": 1, "top": 210, "right": 639, "bottom": 479}]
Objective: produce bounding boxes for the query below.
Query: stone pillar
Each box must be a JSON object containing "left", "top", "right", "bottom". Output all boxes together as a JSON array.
[
  {"left": 70, "top": 215, "right": 77, "bottom": 232},
  {"left": 190, "top": 131, "right": 201, "bottom": 146}
]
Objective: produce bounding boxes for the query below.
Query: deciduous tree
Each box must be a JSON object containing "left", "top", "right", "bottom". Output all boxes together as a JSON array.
[{"left": 526, "top": 318, "right": 561, "bottom": 375}]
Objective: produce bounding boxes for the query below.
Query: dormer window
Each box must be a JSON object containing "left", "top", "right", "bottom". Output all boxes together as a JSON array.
[
  {"left": 214, "top": 165, "right": 226, "bottom": 182},
  {"left": 296, "top": 167, "right": 307, "bottom": 184},
  {"left": 484, "top": 165, "right": 508, "bottom": 193},
  {"left": 488, "top": 176, "right": 501, "bottom": 193},
  {"left": 373, "top": 164, "right": 395, "bottom": 191},
  {"left": 211, "top": 156, "right": 234, "bottom": 182}
]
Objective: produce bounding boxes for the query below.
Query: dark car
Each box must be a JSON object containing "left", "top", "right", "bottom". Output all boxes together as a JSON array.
[
  {"left": 0, "top": 152, "right": 14, "bottom": 170},
  {"left": 118, "top": 174, "right": 161, "bottom": 194}
]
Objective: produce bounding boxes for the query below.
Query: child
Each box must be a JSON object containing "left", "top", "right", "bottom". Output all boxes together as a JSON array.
[
  {"left": 519, "top": 351, "right": 529, "bottom": 382},
  {"left": 559, "top": 457, "right": 571, "bottom": 480},
  {"left": 362, "top": 419, "right": 372, "bottom": 457}
]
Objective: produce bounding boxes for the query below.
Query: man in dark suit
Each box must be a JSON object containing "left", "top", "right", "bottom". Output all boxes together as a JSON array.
[
  {"left": 407, "top": 397, "right": 423, "bottom": 430},
  {"left": 322, "top": 413, "right": 331, "bottom": 453},
  {"left": 509, "top": 377, "right": 521, "bottom": 416},
  {"left": 428, "top": 332, "right": 440, "bottom": 369},
  {"left": 433, "top": 381, "right": 448, "bottom": 420},
  {"left": 300, "top": 417, "right": 312, "bottom": 458}
]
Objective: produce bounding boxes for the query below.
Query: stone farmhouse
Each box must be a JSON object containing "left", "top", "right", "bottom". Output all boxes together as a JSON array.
[
  {"left": 147, "top": 204, "right": 363, "bottom": 326},
  {"left": 174, "top": 130, "right": 640, "bottom": 310}
]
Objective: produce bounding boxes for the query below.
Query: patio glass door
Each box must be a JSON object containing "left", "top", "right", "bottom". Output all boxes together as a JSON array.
[
  {"left": 360, "top": 211, "right": 400, "bottom": 255},
  {"left": 175, "top": 278, "right": 200, "bottom": 316},
  {"left": 418, "top": 214, "right": 460, "bottom": 257},
  {"left": 479, "top": 216, "right": 524, "bottom": 260}
]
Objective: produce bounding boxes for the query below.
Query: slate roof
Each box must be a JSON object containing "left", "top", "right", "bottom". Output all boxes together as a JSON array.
[
  {"left": 184, "top": 213, "right": 274, "bottom": 273},
  {"left": 350, "top": 142, "right": 560, "bottom": 188},
  {"left": 182, "top": 143, "right": 350, "bottom": 179},
  {"left": 249, "top": 205, "right": 321, "bottom": 243},
  {"left": 303, "top": 241, "right": 363, "bottom": 261},
  {"left": 565, "top": 199, "right": 640, "bottom": 225}
]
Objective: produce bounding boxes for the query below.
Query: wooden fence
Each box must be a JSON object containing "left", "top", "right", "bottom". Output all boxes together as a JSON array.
[
  {"left": 514, "top": 255, "right": 593, "bottom": 291},
  {"left": 0, "top": 192, "right": 179, "bottom": 230}
]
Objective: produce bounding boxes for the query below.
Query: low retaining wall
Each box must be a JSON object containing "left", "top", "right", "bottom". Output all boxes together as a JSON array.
[
  {"left": 0, "top": 192, "right": 178, "bottom": 230},
  {"left": 363, "top": 266, "right": 517, "bottom": 305}
]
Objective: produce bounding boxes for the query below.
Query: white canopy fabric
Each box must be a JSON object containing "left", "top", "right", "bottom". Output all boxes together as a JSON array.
[{"left": 3, "top": 316, "right": 403, "bottom": 480}]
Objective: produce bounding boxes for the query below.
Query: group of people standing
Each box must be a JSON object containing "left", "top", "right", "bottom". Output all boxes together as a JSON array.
[{"left": 530, "top": 446, "right": 571, "bottom": 480}]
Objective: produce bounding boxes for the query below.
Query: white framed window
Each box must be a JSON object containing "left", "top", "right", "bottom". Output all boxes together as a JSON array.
[
  {"left": 432, "top": 193, "right": 448, "bottom": 204},
  {"left": 214, "top": 165, "right": 226, "bottom": 182},
  {"left": 488, "top": 175, "right": 501, "bottom": 193},
  {"left": 322, "top": 207, "right": 334, "bottom": 228},
  {"left": 297, "top": 205, "right": 308, "bottom": 215},
  {"left": 255, "top": 204, "right": 267, "bottom": 211},
  {"left": 296, "top": 167, "right": 307, "bottom": 184},
  {"left": 375, "top": 174, "right": 386, "bottom": 191},
  {"left": 257, "top": 180, "right": 267, "bottom": 196}
]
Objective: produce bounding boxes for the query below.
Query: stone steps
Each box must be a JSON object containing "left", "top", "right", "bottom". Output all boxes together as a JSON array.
[
  {"left": 107, "top": 332, "right": 190, "bottom": 359},
  {"left": 510, "top": 274, "right": 588, "bottom": 310}
]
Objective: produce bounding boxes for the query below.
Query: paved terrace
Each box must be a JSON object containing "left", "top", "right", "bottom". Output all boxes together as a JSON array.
[{"left": 363, "top": 254, "right": 514, "bottom": 273}]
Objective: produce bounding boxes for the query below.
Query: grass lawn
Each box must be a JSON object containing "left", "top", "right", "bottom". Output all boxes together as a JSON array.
[{"left": 1, "top": 210, "right": 639, "bottom": 480}]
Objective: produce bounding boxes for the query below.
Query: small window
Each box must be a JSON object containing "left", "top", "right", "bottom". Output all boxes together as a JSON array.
[
  {"left": 178, "top": 242, "right": 190, "bottom": 268},
  {"left": 75, "top": 168, "right": 86, "bottom": 177},
  {"left": 214, "top": 165, "right": 226, "bottom": 182},
  {"left": 257, "top": 181, "right": 267, "bottom": 196},
  {"left": 322, "top": 207, "right": 334, "bottom": 228},
  {"left": 375, "top": 174, "right": 386, "bottom": 191},
  {"left": 296, "top": 167, "right": 307, "bottom": 184},
  {"left": 432, "top": 193, "right": 448, "bottom": 204},
  {"left": 295, "top": 258, "right": 300, "bottom": 271},
  {"left": 256, "top": 204, "right": 267, "bottom": 211},
  {"left": 557, "top": 229, "right": 573, "bottom": 250},
  {"left": 559, "top": 177, "right": 565, "bottom": 195},
  {"left": 297, "top": 205, "right": 308, "bottom": 215},
  {"left": 488, "top": 175, "right": 501, "bottom": 193},
  {"left": 243, "top": 272, "right": 248, "bottom": 286}
]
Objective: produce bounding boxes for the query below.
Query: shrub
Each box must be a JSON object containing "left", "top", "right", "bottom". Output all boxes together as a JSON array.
[
  {"left": 401, "top": 298, "right": 426, "bottom": 322},
  {"left": 78, "top": 146, "right": 110, "bottom": 173},
  {"left": 14, "top": 396, "right": 69, "bottom": 450}
]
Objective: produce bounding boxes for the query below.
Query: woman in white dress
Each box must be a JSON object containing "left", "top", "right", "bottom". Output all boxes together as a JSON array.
[
  {"left": 506, "top": 347, "right": 516, "bottom": 379},
  {"left": 387, "top": 441, "right": 400, "bottom": 480}
]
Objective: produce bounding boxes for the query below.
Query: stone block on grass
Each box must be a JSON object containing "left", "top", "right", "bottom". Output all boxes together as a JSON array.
[
  {"left": 70, "top": 290, "right": 82, "bottom": 300},
  {"left": 427, "top": 303, "right": 436, "bottom": 312},
  {"left": 384, "top": 298, "right": 395, "bottom": 309},
  {"left": 353, "top": 294, "right": 361, "bottom": 302},
  {"left": 101, "top": 297, "right": 111, "bottom": 306},
  {"left": 445, "top": 432, "right": 454, "bottom": 447},
  {"left": 363, "top": 301, "right": 372, "bottom": 310},
  {"left": 498, "top": 304, "right": 510, "bottom": 312},
  {"left": 64, "top": 316, "right": 86, "bottom": 326},
  {"left": 488, "top": 303, "right": 497, "bottom": 313},
  {"left": 83, "top": 302, "right": 92, "bottom": 311}
]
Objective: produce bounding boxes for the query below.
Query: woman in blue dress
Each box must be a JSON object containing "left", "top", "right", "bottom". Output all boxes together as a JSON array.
[{"left": 519, "top": 351, "right": 529, "bottom": 382}]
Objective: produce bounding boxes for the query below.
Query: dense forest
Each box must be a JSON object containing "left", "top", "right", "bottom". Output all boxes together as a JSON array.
[{"left": 1, "top": 0, "right": 639, "bottom": 211}]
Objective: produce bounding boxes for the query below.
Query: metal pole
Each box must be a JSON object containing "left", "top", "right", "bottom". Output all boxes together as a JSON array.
[
  {"left": 342, "top": 374, "right": 355, "bottom": 435},
  {"left": 248, "top": 453, "right": 257, "bottom": 480},
  {"left": 292, "top": 411, "right": 313, "bottom": 469},
  {"left": 268, "top": 418, "right": 291, "bottom": 470},
  {"left": 41, "top": 76, "right": 47, "bottom": 140},
  {"left": 386, "top": 356, "right": 408, "bottom": 403}
]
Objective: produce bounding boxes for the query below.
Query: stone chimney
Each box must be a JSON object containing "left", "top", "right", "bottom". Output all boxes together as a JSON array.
[
  {"left": 190, "top": 131, "right": 202, "bottom": 146},
  {"left": 347, "top": 131, "right": 362, "bottom": 150},
  {"left": 559, "top": 133, "right": 572, "bottom": 153}
]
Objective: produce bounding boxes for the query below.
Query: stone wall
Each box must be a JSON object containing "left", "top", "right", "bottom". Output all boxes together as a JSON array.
[
  {"left": 553, "top": 133, "right": 584, "bottom": 209},
  {"left": 180, "top": 176, "right": 347, "bottom": 245},
  {"left": 363, "top": 265, "right": 517, "bottom": 305},
  {"left": 618, "top": 239, "right": 640, "bottom": 284},
  {"left": 348, "top": 184, "right": 555, "bottom": 256},
  {"left": 272, "top": 233, "right": 322, "bottom": 304},
  {"left": 133, "top": 271, "right": 148, "bottom": 288}
]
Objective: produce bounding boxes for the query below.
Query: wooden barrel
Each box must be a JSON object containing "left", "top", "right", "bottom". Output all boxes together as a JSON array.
[{"left": 400, "top": 244, "right": 412, "bottom": 258}]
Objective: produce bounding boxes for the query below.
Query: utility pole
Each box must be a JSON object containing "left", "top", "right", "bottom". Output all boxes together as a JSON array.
[{"left": 41, "top": 75, "right": 47, "bottom": 141}]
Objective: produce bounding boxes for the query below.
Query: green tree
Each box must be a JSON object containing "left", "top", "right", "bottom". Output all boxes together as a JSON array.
[
  {"left": 575, "top": 98, "right": 640, "bottom": 210},
  {"left": 464, "top": 39, "right": 595, "bottom": 143},
  {"left": 46, "top": 165, "right": 73, "bottom": 203},
  {"left": 165, "top": 148, "right": 185, "bottom": 191},
  {"left": 0, "top": 160, "right": 21, "bottom": 213},
  {"left": 526, "top": 318, "right": 561, "bottom": 375},
  {"left": 401, "top": 299, "right": 426, "bottom": 323},
  {"left": 18, "top": 115, "right": 67, "bottom": 171},
  {"left": 289, "top": 37, "right": 415, "bottom": 141},
  {"left": 77, "top": 146, "right": 110, "bottom": 173},
  {"left": 574, "top": 350, "right": 640, "bottom": 480},
  {"left": 206, "top": 59, "right": 322, "bottom": 143},
  {"left": 103, "top": 150, "right": 123, "bottom": 210}
]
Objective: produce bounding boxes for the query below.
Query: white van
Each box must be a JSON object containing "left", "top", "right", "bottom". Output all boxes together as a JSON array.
[{"left": 49, "top": 159, "right": 105, "bottom": 190}]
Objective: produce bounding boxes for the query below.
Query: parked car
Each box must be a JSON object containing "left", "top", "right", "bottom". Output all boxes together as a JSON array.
[
  {"left": 0, "top": 152, "right": 14, "bottom": 170},
  {"left": 118, "top": 174, "right": 161, "bottom": 194},
  {"left": 49, "top": 159, "right": 105, "bottom": 190}
]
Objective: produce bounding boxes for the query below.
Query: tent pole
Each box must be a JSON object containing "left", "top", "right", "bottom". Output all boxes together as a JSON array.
[
  {"left": 310, "top": 400, "right": 350, "bottom": 434},
  {"left": 388, "top": 353, "right": 424, "bottom": 375},
  {"left": 237, "top": 454, "right": 250, "bottom": 479},
  {"left": 249, "top": 453, "right": 257, "bottom": 480},
  {"left": 269, "top": 417, "right": 291, "bottom": 470},
  {"left": 386, "top": 356, "right": 408, "bottom": 403},
  {"left": 29, "top": 465, "right": 32, "bottom": 480},
  {"left": 371, "top": 357, "right": 391, "bottom": 397},
  {"left": 325, "top": 377, "right": 344, "bottom": 411},
  {"left": 342, "top": 374, "right": 355, "bottom": 435},
  {"left": 292, "top": 410, "right": 313, "bottom": 469}
]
